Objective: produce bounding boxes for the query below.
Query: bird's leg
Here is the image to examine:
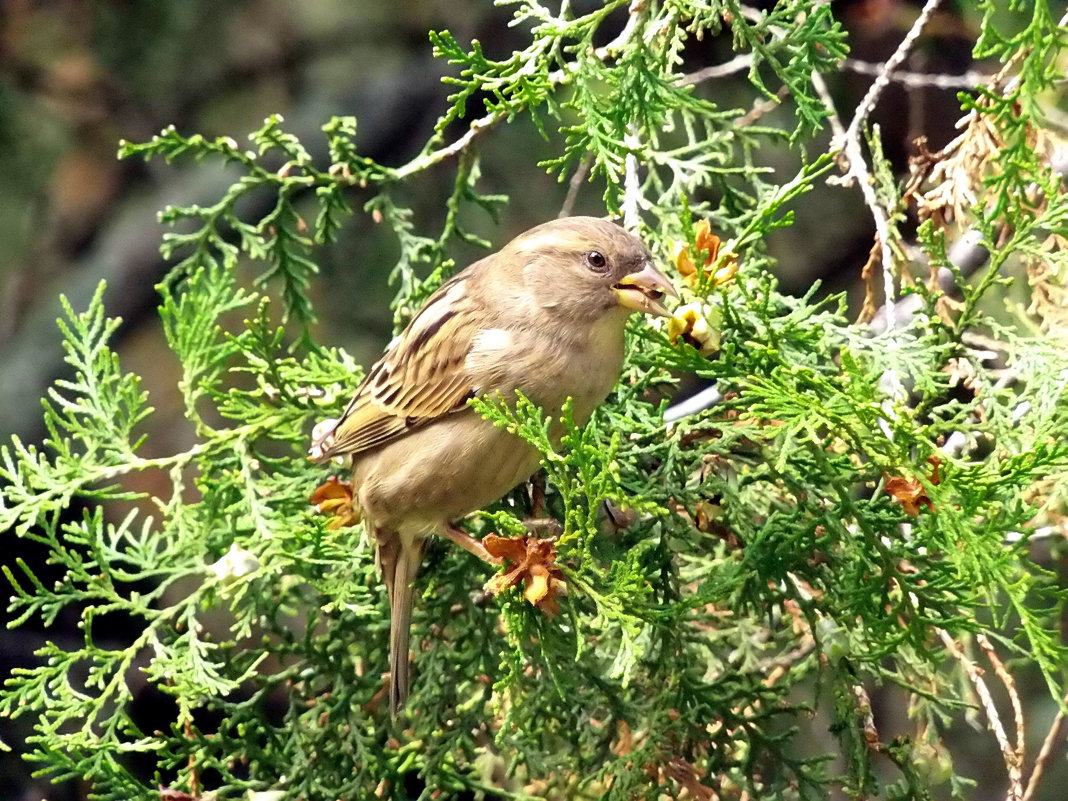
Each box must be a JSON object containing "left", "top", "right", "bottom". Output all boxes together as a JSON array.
[
  {"left": 529, "top": 473, "right": 547, "bottom": 518},
  {"left": 442, "top": 523, "right": 504, "bottom": 565},
  {"left": 522, "top": 474, "right": 563, "bottom": 539}
]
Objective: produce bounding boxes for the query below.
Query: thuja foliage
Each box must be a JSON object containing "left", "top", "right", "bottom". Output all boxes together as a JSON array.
[{"left": 3, "top": 2, "right": 1068, "bottom": 800}]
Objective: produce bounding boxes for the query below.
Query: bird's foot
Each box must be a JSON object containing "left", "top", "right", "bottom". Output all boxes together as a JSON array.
[{"left": 443, "top": 523, "right": 505, "bottom": 565}]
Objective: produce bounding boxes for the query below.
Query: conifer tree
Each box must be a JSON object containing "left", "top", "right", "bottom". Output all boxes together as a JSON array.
[{"left": 3, "top": 3, "right": 1067, "bottom": 799}]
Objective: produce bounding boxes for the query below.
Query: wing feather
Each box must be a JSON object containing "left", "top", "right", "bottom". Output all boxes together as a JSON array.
[{"left": 312, "top": 276, "right": 489, "bottom": 461}]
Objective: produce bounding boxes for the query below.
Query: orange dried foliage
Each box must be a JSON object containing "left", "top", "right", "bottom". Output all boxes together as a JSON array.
[
  {"left": 309, "top": 476, "right": 359, "bottom": 529},
  {"left": 675, "top": 220, "right": 737, "bottom": 288},
  {"left": 612, "top": 719, "right": 634, "bottom": 757},
  {"left": 483, "top": 534, "right": 566, "bottom": 617},
  {"left": 666, "top": 303, "right": 720, "bottom": 355},
  {"left": 885, "top": 456, "right": 943, "bottom": 516}
]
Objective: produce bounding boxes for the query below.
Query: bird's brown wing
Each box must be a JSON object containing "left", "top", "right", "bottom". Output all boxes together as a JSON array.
[{"left": 312, "top": 276, "right": 485, "bottom": 460}]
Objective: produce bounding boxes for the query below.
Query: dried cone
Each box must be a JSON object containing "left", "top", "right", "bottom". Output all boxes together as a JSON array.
[
  {"left": 309, "top": 476, "right": 360, "bottom": 528},
  {"left": 885, "top": 456, "right": 942, "bottom": 516},
  {"left": 674, "top": 220, "right": 737, "bottom": 288},
  {"left": 483, "top": 534, "right": 566, "bottom": 617}
]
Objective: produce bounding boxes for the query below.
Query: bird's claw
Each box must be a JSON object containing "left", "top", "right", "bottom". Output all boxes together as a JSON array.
[{"left": 443, "top": 524, "right": 505, "bottom": 564}]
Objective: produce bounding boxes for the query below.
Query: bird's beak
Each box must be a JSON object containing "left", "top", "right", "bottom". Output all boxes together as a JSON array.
[{"left": 613, "top": 262, "right": 678, "bottom": 318}]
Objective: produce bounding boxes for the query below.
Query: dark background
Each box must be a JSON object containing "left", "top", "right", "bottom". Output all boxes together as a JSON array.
[{"left": 1, "top": 1, "right": 1061, "bottom": 799}]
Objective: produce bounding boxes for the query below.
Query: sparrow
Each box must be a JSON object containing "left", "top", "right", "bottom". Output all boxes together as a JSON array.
[{"left": 310, "top": 216, "right": 677, "bottom": 715}]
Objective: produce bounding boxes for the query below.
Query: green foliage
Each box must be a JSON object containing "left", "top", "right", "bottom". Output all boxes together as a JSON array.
[{"left": 3, "top": 2, "right": 1068, "bottom": 801}]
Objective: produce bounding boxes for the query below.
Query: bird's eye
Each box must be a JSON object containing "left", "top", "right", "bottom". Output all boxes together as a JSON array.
[{"left": 585, "top": 250, "right": 608, "bottom": 273}]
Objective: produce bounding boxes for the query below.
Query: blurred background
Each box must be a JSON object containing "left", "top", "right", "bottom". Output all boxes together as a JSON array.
[{"left": 1, "top": 1, "right": 1061, "bottom": 799}]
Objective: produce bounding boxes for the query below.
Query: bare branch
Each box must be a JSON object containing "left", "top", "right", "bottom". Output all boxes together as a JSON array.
[
  {"left": 394, "top": 111, "right": 504, "bottom": 180},
  {"left": 558, "top": 155, "right": 592, "bottom": 219},
  {"left": 830, "top": 0, "right": 946, "bottom": 328},
  {"left": 978, "top": 634, "right": 1026, "bottom": 794},
  {"left": 677, "top": 54, "right": 754, "bottom": 87},
  {"left": 621, "top": 127, "right": 642, "bottom": 231},
  {"left": 852, "top": 682, "right": 882, "bottom": 749},
  {"left": 841, "top": 59, "right": 990, "bottom": 91},
  {"left": 1022, "top": 700, "right": 1067, "bottom": 801},
  {"left": 839, "top": 0, "right": 947, "bottom": 145},
  {"left": 810, "top": 70, "right": 845, "bottom": 141},
  {"left": 938, "top": 630, "right": 1023, "bottom": 801},
  {"left": 665, "top": 384, "right": 723, "bottom": 424}
]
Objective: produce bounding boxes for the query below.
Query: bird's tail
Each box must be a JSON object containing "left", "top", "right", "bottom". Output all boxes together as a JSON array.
[{"left": 378, "top": 533, "right": 426, "bottom": 717}]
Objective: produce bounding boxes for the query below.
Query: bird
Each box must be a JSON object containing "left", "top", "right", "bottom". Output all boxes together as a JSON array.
[{"left": 310, "top": 216, "right": 677, "bottom": 715}]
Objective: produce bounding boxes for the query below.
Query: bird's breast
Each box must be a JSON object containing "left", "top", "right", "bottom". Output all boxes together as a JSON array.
[
  {"left": 352, "top": 410, "right": 542, "bottom": 536},
  {"left": 466, "top": 312, "right": 628, "bottom": 425}
]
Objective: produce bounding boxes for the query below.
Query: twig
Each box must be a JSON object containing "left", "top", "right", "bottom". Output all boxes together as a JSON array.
[
  {"left": 1021, "top": 699, "right": 1067, "bottom": 801},
  {"left": 839, "top": 0, "right": 947, "bottom": 146},
  {"left": 665, "top": 384, "right": 722, "bottom": 423},
  {"left": 755, "top": 639, "right": 816, "bottom": 683},
  {"left": 621, "top": 126, "right": 642, "bottom": 231},
  {"left": 736, "top": 86, "right": 790, "bottom": 127},
  {"left": 830, "top": 0, "right": 947, "bottom": 330},
  {"left": 978, "top": 634, "right": 1026, "bottom": 794},
  {"left": 396, "top": 1, "right": 643, "bottom": 182},
  {"left": 853, "top": 682, "right": 882, "bottom": 749},
  {"left": 841, "top": 59, "right": 990, "bottom": 90},
  {"left": 938, "top": 630, "right": 1023, "bottom": 801},
  {"left": 810, "top": 70, "right": 846, "bottom": 141},
  {"left": 184, "top": 716, "right": 200, "bottom": 798},
  {"left": 394, "top": 111, "right": 503, "bottom": 179},
  {"left": 869, "top": 228, "right": 983, "bottom": 333},
  {"left": 1008, "top": 524, "right": 1068, "bottom": 544},
  {"left": 677, "top": 54, "right": 754, "bottom": 86},
  {"left": 558, "top": 154, "right": 591, "bottom": 218}
]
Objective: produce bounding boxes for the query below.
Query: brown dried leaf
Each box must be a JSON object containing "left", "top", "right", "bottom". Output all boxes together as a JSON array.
[
  {"left": 885, "top": 476, "right": 932, "bottom": 516},
  {"left": 612, "top": 719, "right": 634, "bottom": 757},
  {"left": 905, "top": 110, "right": 1004, "bottom": 229},
  {"left": 694, "top": 500, "right": 743, "bottom": 548},
  {"left": 855, "top": 239, "right": 881, "bottom": 325},
  {"left": 927, "top": 455, "right": 943, "bottom": 486},
  {"left": 664, "top": 755, "right": 715, "bottom": 800},
  {"left": 943, "top": 357, "right": 980, "bottom": 392}
]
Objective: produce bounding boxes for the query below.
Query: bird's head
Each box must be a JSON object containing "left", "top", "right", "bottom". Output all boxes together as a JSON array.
[{"left": 503, "top": 217, "right": 678, "bottom": 322}]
